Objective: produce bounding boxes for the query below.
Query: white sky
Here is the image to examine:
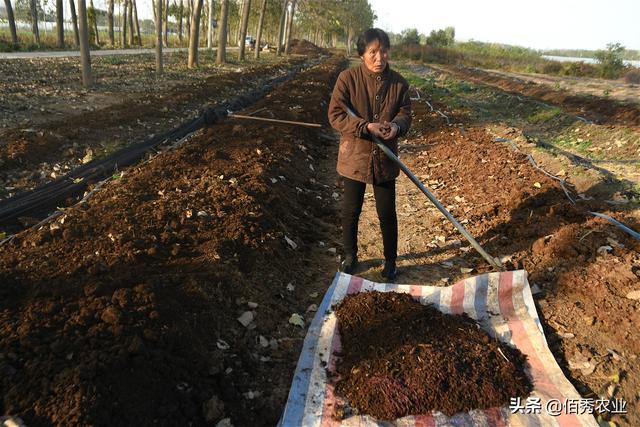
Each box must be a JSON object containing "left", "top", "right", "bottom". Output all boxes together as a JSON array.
[{"left": 369, "top": 0, "right": 640, "bottom": 51}]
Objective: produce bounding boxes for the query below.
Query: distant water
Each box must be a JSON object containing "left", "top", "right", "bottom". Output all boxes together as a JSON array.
[{"left": 542, "top": 55, "right": 640, "bottom": 68}]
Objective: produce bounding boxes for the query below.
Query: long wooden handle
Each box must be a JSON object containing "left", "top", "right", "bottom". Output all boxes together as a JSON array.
[{"left": 228, "top": 113, "right": 323, "bottom": 128}]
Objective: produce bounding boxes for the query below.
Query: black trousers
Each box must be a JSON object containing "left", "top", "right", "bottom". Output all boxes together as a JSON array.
[{"left": 342, "top": 176, "right": 397, "bottom": 262}]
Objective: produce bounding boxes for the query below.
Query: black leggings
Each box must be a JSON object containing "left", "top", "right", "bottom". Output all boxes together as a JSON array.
[{"left": 342, "top": 176, "right": 397, "bottom": 262}]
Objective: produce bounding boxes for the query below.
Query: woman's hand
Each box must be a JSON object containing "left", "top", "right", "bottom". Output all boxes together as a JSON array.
[{"left": 367, "top": 122, "right": 398, "bottom": 140}]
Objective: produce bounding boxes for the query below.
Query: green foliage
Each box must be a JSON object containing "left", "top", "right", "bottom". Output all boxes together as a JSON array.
[
  {"left": 103, "top": 55, "right": 125, "bottom": 65},
  {"left": 425, "top": 26, "right": 454, "bottom": 47},
  {"left": 399, "top": 28, "right": 420, "bottom": 45},
  {"left": 554, "top": 136, "right": 593, "bottom": 155},
  {"left": 527, "top": 107, "right": 562, "bottom": 123},
  {"left": 594, "top": 42, "right": 626, "bottom": 78}
]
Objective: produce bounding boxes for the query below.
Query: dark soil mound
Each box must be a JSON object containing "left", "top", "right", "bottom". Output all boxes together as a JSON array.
[
  {"left": 333, "top": 291, "right": 533, "bottom": 420},
  {"left": 0, "top": 57, "right": 345, "bottom": 426},
  {"left": 289, "top": 39, "right": 326, "bottom": 55}
]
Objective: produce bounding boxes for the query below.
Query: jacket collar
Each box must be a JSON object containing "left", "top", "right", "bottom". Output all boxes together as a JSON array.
[{"left": 360, "top": 62, "right": 390, "bottom": 80}]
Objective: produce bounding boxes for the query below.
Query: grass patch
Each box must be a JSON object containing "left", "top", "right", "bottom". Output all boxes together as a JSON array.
[
  {"left": 527, "top": 107, "right": 562, "bottom": 123},
  {"left": 554, "top": 137, "right": 593, "bottom": 154}
]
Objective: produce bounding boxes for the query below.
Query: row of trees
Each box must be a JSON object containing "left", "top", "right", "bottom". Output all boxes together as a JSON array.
[
  {"left": 2, "top": 0, "right": 375, "bottom": 51},
  {"left": 392, "top": 26, "right": 455, "bottom": 48},
  {"left": 1, "top": 0, "right": 376, "bottom": 86}
]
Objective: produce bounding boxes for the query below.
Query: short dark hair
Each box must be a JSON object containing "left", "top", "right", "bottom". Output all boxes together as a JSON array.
[{"left": 356, "top": 28, "right": 391, "bottom": 56}]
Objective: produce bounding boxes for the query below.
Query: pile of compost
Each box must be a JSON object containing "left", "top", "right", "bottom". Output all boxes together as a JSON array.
[{"left": 333, "top": 291, "right": 533, "bottom": 420}]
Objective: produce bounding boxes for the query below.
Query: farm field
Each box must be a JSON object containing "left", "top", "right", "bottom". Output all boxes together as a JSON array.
[{"left": 1, "top": 34, "right": 639, "bottom": 427}]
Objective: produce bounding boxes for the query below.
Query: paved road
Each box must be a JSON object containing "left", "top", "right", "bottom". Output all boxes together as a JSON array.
[{"left": 0, "top": 46, "right": 238, "bottom": 60}]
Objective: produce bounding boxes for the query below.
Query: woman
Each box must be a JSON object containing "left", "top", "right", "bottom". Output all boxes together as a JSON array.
[{"left": 328, "top": 28, "right": 412, "bottom": 281}]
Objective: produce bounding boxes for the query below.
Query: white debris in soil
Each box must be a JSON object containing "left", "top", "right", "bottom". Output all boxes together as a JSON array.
[
  {"left": 284, "top": 236, "right": 298, "bottom": 249},
  {"left": 288, "top": 313, "right": 305, "bottom": 328},
  {"left": 237, "top": 311, "right": 255, "bottom": 327}
]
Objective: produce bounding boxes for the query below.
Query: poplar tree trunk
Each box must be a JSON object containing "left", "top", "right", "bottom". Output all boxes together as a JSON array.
[
  {"left": 178, "top": 0, "right": 184, "bottom": 42},
  {"left": 90, "top": 0, "right": 100, "bottom": 45},
  {"left": 156, "top": 0, "right": 163, "bottom": 74},
  {"left": 121, "top": 0, "right": 128, "bottom": 46},
  {"left": 187, "top": 0, "right": 203, "bottom": 68},
  {"left": 29, "top": 0, "right": 40, "bottom": 44},
  {"left": 237, "top": 0, "right": 250, "bottom": 60},
  {"left": 206, "top": 0, "right": 214, "bottom": 48},
  {"left": 69, "top": 0, "right": 80, "bottom": 46},
  {"left": 132, "top": 0, "right": 141, "bottom": 45},
  {"left": 235, "top": 0, "right": 242, "bottom": 46},
  {"left": 127, "top": 0, "right": 134, "bottom": 45},
  {"left": 56, "top": 0, "right": 64, "bottom": 47},
  {"left": 77, "top": 0, "right": 92, "bottom": 87},
  {"left": 107, "top": 0, "right": 114, "bottom": 45},
  {"left": 215, "top": 0, "right": 228, "bottom": 64},
  {"left": 254, "top": 0, "right": 266, "bottom": 59},
  {"left": 3, "top": 0, "right": 18, "bottom": 44},
  {"left": 185, "top": 0, "right": 192, "bottom": 45},
  {"left": 164, "top": 0, "right": 169, "bottom": 46},
  {"left": 275, "top": 0, "right": 286, "bottom": 55},
  {"left": 283, "top": 0, "right": 295, "bottom": 55}
]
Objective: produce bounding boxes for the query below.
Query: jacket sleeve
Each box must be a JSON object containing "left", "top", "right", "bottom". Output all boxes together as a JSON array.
[
  {"left": 391, "top": 80, "right": 412, "bottom": 137},
  {"left": 328, "top": 71, "right": 369, "bottom": 138}
]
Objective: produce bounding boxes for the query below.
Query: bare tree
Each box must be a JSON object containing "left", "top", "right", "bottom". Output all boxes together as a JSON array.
[
  {"left": 216, "top": 0, "right": 228, "bottom": 64},
  {"left": 77, "top": 0, "right": 92, "bottom": 87},
  {"left": 89, "top": 0, "right": 100, "bottom": 45},
  {"left": 132, "top": 0, "right": 141, "bottom": 45},
  {"left": 164, "top": 0, "right": 169, "bottom": 46},
  {"left": 185, "top": 0, "right": 192, "bottom": 45},
  {"left": 177, "top": 0, "right": 183, "bottom": 42},
  {"left": 187, "top": 0, "right": 203, "bottom": 68},
  {"left": 107, "top": 0, "right": 114, "bottom": 45},
  {"left": 206, "top": 0, "right": 214, "bottom": 48},
  {"left": 121, "top": 0, "right": 128, "bottom": 47},
  {"left": 69, "top": 0, "right": 80, "bottom": 45},
  {"left": 29, "top": 0, "right": 40, "bottom": 44},
  {"left": 275, "top": 0, "right": 287, "bottom": 55},
  {"left": 283, "top": 0, "right": 296, "bottom": 54},
  {"left": 254, "top": 0, "right": 266, "bottom": 59},
  {"left": 3, "top": 0, "right": 18, "bottom": 44},
  {"left": 237, "top": 0, "right": 250, "bottom": 60},
  {"left": 156, "top": 0, "right": 163, "bottom": 74},
  {"left": 56, "top": 0, "right": 64, "bottom": 47},
  {"left": 127, "top": 0, "right": 134, "bottom": 45}
]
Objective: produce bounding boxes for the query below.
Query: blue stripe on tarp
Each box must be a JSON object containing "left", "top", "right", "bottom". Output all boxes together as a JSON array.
[
  {"left": 278, "top": 272, "right": 342, "bottom": 427},
  {"left": 474, "top": 274, "right": 488, "bottom": 321}
]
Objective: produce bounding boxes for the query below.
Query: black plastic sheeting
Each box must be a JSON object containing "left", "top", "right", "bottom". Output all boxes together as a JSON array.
[{"left": 0, "top": 58, "right": 322, "bottom": 233}]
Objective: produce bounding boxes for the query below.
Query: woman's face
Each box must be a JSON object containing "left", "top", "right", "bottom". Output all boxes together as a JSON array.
[{"left": 362, "top": 39, "right": 389, "bottom": 74}]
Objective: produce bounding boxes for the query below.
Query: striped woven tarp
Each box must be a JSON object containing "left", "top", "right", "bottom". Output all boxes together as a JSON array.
[{"left": 280, "top": 270, "right": 598, "bottom": 427}]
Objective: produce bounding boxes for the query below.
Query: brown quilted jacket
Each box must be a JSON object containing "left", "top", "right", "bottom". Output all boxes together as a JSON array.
[{"left": 328, "top": 62, "right": 412, "bottom": 184}]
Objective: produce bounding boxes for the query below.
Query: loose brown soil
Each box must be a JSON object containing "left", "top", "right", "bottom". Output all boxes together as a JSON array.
[
  {"left": 353, "top": 70, "right": 640, "bottom": 426},
  {"left": 0, "top": 53, "right": 306, "bottom": 199},
  {"left": 288, "top": 39, "right": 328, "bottom": 56},
  {"left": 333, "top": 291, "right": 532, "bottom": 420},
  {"left": 0, "top": 55, "right": 344, "bottom": 426}
]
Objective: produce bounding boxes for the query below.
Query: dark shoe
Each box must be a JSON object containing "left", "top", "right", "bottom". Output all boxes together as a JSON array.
[
  {"left": 339, "top": 256, "right": 358, "bottom": 274},
  {"left": 380, "top": 260, "right": 397, "bottom": 282}
]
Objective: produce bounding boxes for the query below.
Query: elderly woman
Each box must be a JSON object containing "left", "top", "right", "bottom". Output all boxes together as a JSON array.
[{"left": 328, "top": 28, "right": 412, "bottom": 281}]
